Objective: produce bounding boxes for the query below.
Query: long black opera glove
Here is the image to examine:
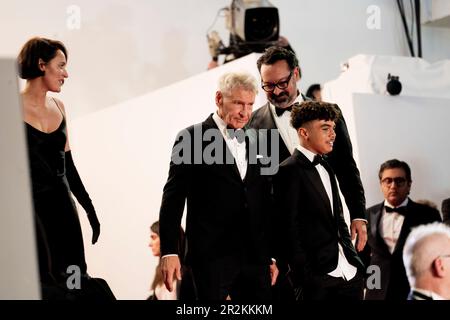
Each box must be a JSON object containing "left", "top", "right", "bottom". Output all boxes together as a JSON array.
[{"left": 65, "top": 151, "right": 100, "bottom": 244}]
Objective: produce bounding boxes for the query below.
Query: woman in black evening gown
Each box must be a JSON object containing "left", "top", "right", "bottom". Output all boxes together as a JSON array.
[{"left": 18, "top": 37, "right": 100, "bottom": 289}]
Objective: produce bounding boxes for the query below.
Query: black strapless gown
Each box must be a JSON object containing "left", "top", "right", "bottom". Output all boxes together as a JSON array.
[{"left": 26, "top": 118, "right": 87, "bottom": 281}]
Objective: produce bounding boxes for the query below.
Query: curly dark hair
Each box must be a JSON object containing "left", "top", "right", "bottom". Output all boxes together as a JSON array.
[{"left": 290, "top": 101, "right": 340, "bottom": 129}]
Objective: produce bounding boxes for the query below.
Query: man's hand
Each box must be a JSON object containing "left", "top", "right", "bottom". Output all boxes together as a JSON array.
[
  {"left": 351, "top": 219, "right": 368, "bottom": 252},
  {"left": 269, "top": 260, "right": 279, "bottom": 286},
  {"left": 160, "top": 255, "right": 182, "bottom": 292}
]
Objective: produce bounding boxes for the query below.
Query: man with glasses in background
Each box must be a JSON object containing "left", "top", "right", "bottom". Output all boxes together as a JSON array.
[
  {"left": 364, "top": 159, "right": 441, "bottom": 300},
  {"left": 403, "top": 222, "right": 450, "bottom": 300},
  {"left": 248, "top": 46, "right": 368, "bottom": 300}
]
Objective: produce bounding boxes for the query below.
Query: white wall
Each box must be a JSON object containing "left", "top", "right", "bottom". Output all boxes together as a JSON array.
[
  {"left": 353, "top": 93, "right": 450, "bottom": 208},
  {"left": 322, "top": 54, "right": 450, "bottom": 209},
  {"left": 0, "top": 58, "right": 40, "bottom": 300},
  {"left": 1, "top": 0, "right": 449, "bottom": 119}
]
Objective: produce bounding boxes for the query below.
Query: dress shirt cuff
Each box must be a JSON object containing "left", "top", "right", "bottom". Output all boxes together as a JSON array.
[
  {"left": 352, "top": 218, "right": 368, "bottom": 224},
  {"left": 161, "top": 254, "right": 178, "bottom": 259}
]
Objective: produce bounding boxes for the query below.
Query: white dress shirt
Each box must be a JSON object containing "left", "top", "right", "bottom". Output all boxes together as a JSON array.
[
  {"left": 412, "top": 288, "right": 445, "bottom": 300},
  {"left": 381, "top": 198, "right": 408, "bottom": 254},
  {"left": 270, "top": 94, "right": 305, "bottom": 155},
  {"left": 154, "top": 281, "right": 177, "bottom": 300},
  {"left": 161, "top": 113, "right": 248, "bottom": 260},
  {"left": 213, "top": 112, "right": 247, "bottom": 180},
  {"left": 297, "top": 145, "right": 358, "bottom": 281}
]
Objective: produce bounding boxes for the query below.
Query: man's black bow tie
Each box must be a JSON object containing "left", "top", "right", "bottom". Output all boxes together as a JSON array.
[
  {"left": 275, "top": 102, "right": 301, "bottom": 117},
  {"left": 312, "top": 154, "right": 326, "bottom": 166},
  {"left": 384, "top": 206, "right": 407, "bottom": 215},
  {"left": 275, "top": 106, "right": 292, "bottom": 117},
  {"left": 225, "top": 127, "right": 246, "bottom": 143}
]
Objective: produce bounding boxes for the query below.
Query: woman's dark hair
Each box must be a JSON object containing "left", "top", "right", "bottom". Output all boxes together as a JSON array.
[
  {"left": 150, "top": 221, "right": 185, "bottom": 291},
  {"left": 17, "top": 37, "right": 68, "bottom": 80},
  {"left": 306, "top": 84, "right": 321, "bottom": 100}
]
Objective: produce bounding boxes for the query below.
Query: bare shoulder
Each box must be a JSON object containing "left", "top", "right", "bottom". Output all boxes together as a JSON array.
[{"left": 50, "top": 96, "right": 66, "bottom": 114}]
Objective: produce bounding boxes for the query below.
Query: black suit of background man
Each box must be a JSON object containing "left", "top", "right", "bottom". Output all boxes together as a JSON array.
[{"left": 363, "top": 159, "right": 441, "bottom": 300}]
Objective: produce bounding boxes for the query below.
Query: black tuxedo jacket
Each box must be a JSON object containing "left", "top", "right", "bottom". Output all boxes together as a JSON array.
[
  {"left": 273, "top": 149, "right": 364, "bottom": 285},
  {"left": 159, "top": 114, "right": 273, "bottom": 266},
  {"left": 248, "top": 101, "right": 366, "bottom": 221},
  {"left": 364, "top": 199, "right": 441, "bottom": 300}
]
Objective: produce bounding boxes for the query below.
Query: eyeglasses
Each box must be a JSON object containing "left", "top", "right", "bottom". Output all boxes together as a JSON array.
[
  {"left": 261, "top": 71, "right": 293, "bottom": 92},
  {"left": 381, "top": 177, "right": 408, "bottom": 187}
]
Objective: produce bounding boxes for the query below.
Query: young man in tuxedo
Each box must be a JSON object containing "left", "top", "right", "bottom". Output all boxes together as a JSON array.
[
  {"left": 158, "top": 72, "right": 278, "bottom": 300},
  {"left": 363, "top": 159, "right": 441, "bottom": 300},
  {"left": 273, "top": 101, "right": 365, "bottom": 300},
  {"left": 249, "top": 46, "right": 367, "bottom": 300},
  {"left": 249, "top": 46, "right": 367, "bottom": 249},
  {"left": 403, "top": 222, "right": 450, "bottom": 300}
]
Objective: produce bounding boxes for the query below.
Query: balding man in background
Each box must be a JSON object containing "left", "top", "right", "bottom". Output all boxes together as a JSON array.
[{"left": 403, "top": 222, "right": 450, "bottom": 300}]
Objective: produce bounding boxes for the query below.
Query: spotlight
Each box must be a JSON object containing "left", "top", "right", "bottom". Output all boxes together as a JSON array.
[
  {"left": 387, "top": 73, "right": 402, "bottom": 95},
  {"left": 230, "top": 0, "right": 279, "bottom": 44},
  {"left": 207, "top": 0, "right": 280, "bottom": 62}
]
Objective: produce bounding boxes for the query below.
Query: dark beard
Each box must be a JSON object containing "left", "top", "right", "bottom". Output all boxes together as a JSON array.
[{"left": 269, "top": 92, "right": 290, "bottom": 108}]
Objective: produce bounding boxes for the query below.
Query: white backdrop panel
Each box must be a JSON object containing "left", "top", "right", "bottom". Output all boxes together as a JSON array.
[
  {"left": 353, "top": 93, "right": 450, "bottom": 209},
  {"left": 0, "top": 58, "right": 40, "bottom": 299}
]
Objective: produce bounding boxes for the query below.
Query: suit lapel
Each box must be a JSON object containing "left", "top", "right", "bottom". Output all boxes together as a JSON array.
[
  {"left": 243, "top": 128, "right": 258, "bottom": 184},
  {"left": 393, "top": 199, "right": 413, "bottom": 255},
  {"left": 258, "top": 104, "right": 291, "bottom": 161},
  {"left": 370, "top": 203, "right": 394, "bottom": 255},
  {"left": 259, "top": 103, "right": 278, "bottom": 129},
  {"left": 203, "top": 115, "right": 242, "bottom": 182},
  {"left": 293, "top": 150, "right": 334, "bottom": 220}
]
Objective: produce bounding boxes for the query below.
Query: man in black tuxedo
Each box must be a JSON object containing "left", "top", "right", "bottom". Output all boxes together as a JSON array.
[
  {"left": 159, "top": 72, "right": 278, "bottom": 300},
  {"left": 364, "top": 159, "right": 442, "bottom": 300},
  {"left": 248, "top": 46, "right": 367, "bottom": 251},
  {"left": 249, "top": 46, "right": 367, "bottom": 300},
  {"left": 403, "top": 222, "right": 450, "bottom": 300},
  {"left": 274, "top": 101, "right": 365, "bottom": 300}
]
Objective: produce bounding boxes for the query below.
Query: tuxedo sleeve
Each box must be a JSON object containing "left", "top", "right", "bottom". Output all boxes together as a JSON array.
[
  {"left": 159, "top": 128, "right": 192, "bottom": 257},
  {"left": 273, "top": 165, "right": 310, "bottom": 285},
  {"left": 327, "top": 105, "right": 367, "bottom": 221}
]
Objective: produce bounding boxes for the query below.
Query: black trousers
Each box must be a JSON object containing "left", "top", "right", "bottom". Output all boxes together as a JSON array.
[
  {"left": 303, "top": 271, "right": 364, "bottom": 300},
  {"left": 191, "top": 256, "right": 272, "bottom": 301}
]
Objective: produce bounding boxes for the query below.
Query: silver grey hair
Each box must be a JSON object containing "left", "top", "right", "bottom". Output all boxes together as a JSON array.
[
  {"left": 218, "top": 72, "right": 258, "bottom": 97},
  {"left": 403, "top": 222, "right": 450, "bottom": 285}
]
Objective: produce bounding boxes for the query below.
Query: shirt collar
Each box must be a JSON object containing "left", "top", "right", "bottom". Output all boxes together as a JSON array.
[
  {"left": 413, "top": 288, "right": 445, "bottom": 300},
  {"left": 212, "top": 112, "right": 226, "bottom": 131},
  {"left": 212, "top": 112, "right": 244, "bottom": 140},
  {"left": 296, "top": 145, "right": 317, "bottom": 163},
  {"left": 384, "top": 198, "right": 409, "bottom": 209}
]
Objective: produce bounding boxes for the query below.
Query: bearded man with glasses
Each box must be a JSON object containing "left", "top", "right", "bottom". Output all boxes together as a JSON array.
[
  {"left": 248, "top": 46, "right": 368, "bottom": 300},
  {"left": 363, "top": 159, "right": 441, "bottom": 300}
]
